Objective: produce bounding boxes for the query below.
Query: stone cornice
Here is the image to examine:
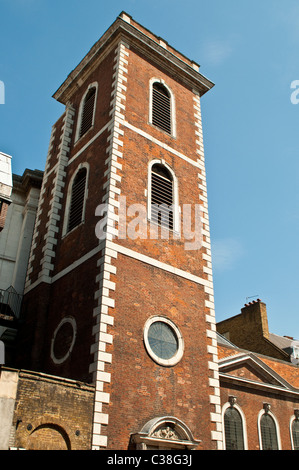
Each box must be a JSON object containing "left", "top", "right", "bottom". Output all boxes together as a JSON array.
[{"left": 53, "top": 13, "right": 214, "bottom": 104}]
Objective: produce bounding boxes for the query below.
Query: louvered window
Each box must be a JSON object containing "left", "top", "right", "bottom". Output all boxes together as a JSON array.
[
  {"left": 152, "top": 82, "right": 171, "bottom": 134},
  {"left": 224, "top": 407, "right": 245, "bottom": 450},
  {"left": 292, "top": 419, "right": 299, "bottom": 450},
  {"left": 151, "top": 164, "right": 174, "bottom": 230},
  {"left": 67, "top": 168, "right": 86, "bottom": 232},
  {"left": 79, "top": 87, "right": 96, "bottom": 138},
  {"left": 260, "top": 414, "right": 278, "bottom": 450}
]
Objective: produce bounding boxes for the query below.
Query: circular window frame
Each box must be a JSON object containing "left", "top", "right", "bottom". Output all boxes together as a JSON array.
[
  {"left": 143, "top": 316, "right": 184, "bottom": 367},
  {"left": 50, "top": 317, "right": 77, "bottom": 365}
]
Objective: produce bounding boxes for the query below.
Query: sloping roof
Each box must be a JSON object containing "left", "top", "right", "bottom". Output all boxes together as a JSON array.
[
  {"left": 218, "top": 351, "right": 299, "bottom": 396},
  {"left": 269, "top": 333, "right": 298, "bottom": 351},
  {"left": 216, "top": 332, "right": 239, "bottom": 348}
]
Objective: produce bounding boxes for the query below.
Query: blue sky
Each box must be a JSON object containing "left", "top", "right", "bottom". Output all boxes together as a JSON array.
[{"left": 1, "top": 0, "right": 298, "bottom": 339}]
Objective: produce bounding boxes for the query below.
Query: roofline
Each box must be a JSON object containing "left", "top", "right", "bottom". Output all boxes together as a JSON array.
[
  {"left": 53, "top": 12, "right": 214, "bottom": 104},
  {"left": 219, "top": 352, "right": 299, "bottom": 396},
  {"left": 220, "top": 372, "right": 299, "bottom": 397}
]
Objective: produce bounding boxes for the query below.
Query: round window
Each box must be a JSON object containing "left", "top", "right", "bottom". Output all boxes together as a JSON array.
[
  {"left": 50, "top": 317, "right": 77, "bottom": 365},
  {"left": 144, "top": 317, "right": 184, "bottom": 366}
]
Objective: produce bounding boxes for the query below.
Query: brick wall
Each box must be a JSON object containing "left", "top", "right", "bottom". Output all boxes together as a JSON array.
[
  {"left": 13, "top": 370, "right": 94, "bottom": 450},
  {"left": 18, "top": 14, "right": 221, "bottom": 450},
  {"left": 217, "top": 300, "right": 288, "bottom": 361},
  {"left": 220, "top": 374, "right": 299, "bottom": 450}
]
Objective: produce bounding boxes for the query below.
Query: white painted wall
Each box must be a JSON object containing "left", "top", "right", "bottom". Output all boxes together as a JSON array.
[
  {"left": 0, "top": 368, "right": 18, "bottom": 450},
  {"left": 0, "top": 167, "right": 42, "bottom": 295}
]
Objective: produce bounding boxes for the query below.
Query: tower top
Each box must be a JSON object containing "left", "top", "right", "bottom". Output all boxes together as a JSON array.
[{"left": 53, "top": 11, "right": 214, "bottom": 104}]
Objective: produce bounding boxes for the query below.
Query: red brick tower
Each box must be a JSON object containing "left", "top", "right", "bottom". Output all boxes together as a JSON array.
[{"left": 19, "top": 12, "right": 222, "bottom": 450}]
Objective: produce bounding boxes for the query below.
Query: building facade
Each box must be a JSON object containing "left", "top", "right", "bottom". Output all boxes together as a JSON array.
[
  {"left": 0, "top": 12, "right": 297, "bottom": 451},
  {"left": 0, "top": 162, "right": 42, "bottom": 365},
  {"left": 16, "top": 12, "right": 222, "bottom": 450}
]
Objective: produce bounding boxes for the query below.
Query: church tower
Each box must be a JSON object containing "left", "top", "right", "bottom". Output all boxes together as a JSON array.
[{"left": 18, "top": 12, "right": 222, "bottom": 450}]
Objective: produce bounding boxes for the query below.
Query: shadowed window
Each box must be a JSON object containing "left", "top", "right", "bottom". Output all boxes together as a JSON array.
[
  {"left": 67, "top": 168, "right": 87, "bottom": 232},
  {"left": 151, "top": 163, "right": 174, "bottom": 230},
  {"left": 260, "top": 414, "right": 278, "bottom": 450},
  {"left": 152, "top": 82, "right": 171, "bottom": 134},
  {"left": 79, "top": 87, "right": 96, "bottom": 138},
  {"left": 224, "top": 407, "right": 245, "bottom": 450}
]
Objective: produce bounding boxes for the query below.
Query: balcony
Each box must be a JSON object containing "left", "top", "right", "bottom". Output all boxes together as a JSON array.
[{"left": 0, "top": 286, "right": 22, "bottom": 320}]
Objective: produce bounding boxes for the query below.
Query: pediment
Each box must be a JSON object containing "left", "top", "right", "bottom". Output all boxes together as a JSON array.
[{"left": 219, "top": 353, "right": 295, "bottom": 391}]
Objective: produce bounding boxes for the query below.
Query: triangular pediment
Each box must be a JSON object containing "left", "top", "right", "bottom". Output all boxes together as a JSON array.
[{"left": 219, "top": 353, "right": 295, "bottom": 391}]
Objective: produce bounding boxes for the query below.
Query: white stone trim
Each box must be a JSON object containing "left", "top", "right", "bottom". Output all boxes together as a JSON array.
[
  {"left": 147, "top": 158, "right": 180, "bottom": 234},
  {"left": 74, "top": 82, "right": 98, "bottom": 143},
  {"left": 107, "top": 240, "right": 213, "bottom": 288},
  {"left": 257, "top": 407, "right": 281, "bottom": 450},
  {"left": 193, "top": 90, "right": 222, "bottom": 449},
  {"left": 149, "top": 77, "right": 176, "bottom": 138},
  {"left": 123, "top": 120, "right": 202, "bottom": 169},
  {"left": 221, "top": 401, "right": 248, "bottom": 450},
  {"left": 39, "top": 104, "right": 75, "bottom": 280},
  {"left": 68, "top": 121, "right": 111, "bottom": 167},
  {"left": 25, "top": 237, "right": 215, "bottom": 296},
  {"left": 91, "top": 41, "right": 129, "bottom": 450},
  {"left": 61, "top": 162, "right": 89, "bottom": 237},
  {"left": 143, "top": 316, "right": 184, "bottom": 367},
  {"left": 50, "top": 316, "right": 77, "bottom": 365},
  {"left": 24, "top": 125, "right": 57, "bottom": 289}
]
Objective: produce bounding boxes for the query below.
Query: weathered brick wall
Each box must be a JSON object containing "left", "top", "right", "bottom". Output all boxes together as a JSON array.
[
  {"left": 18, "top": 49, "right": 115, "bottom": 377},
  {"left": 17, "top": 16, "right": 221, "bottom": 450},
  {"left": 101, "top": 254, "right": 214, "bottom": 450},
  {"left": 220, "top": 381, "right": 299, "bottom": 450},
  {"left": 89, "top": 39, "right": 219, "bottom": 449},
  {"left": 41, "top": 255, "right": 99, "bottom": 383},
  {"left": 217, "top": 300, "right": 288, "bottom": 361},
  {"left": 13, "top": 370, "right": 94, "bottom": 450},
  {"left": 16, "top": 282, "right": 52, "bottom": 371},
  {"left": 218, "top": 343, "right": 299, "bottom": 450}
]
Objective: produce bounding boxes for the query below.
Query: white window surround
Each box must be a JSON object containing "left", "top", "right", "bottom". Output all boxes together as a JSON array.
[
  {"left": 221, "top": 401, "right": 248, "bottom": 450},
  {"left": 257, "top": 408, "right": 281, "bottom": 450},
  {"left": 62, "top": 162, "right": 90, "bottom": 237},
  {"left": 50, "top": 316, "right": 77, "bottom": 365},
  {"left": 143, "top": 316, "right": 184, "bottom": 367},
  {"left": 149, "top": 78, "right": 176, "bottom": 138},
  {"left": 75, "top": 82, "right": 98, "bottom": 143},
  {"left": 147, "top": 159, "right": 180, "bottom": 235},
  {"left": 131, "top": 416, "right": 200, "bottom": 450}
]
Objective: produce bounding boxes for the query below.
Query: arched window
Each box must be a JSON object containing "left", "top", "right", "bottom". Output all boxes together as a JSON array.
[
  {"left": 224, "top": 406, "right": 245, "bottom": 450},
  {"left": 67, "top": 167, "right": 87, "bottom": 232},
  {"left": 151, "top": 81, "right": 172, "bottom": 135},
  {"left": 77, "top": 85, "right": 96, "bottom": 139},
  {"left": 291, "top": 414, "right": 299, "bottom": 450},
  {"left": 260, "top": 411, "right": 279, "bottom": 450},
  {"left": 150, "top": 163, "right": 174, "bottom": 231}
]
